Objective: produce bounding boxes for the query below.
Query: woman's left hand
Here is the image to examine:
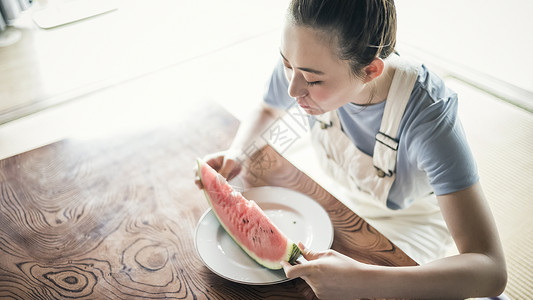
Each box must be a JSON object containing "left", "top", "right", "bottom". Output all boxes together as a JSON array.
[{"left": 281, "top": 242, "right": 366, "bottom": 299}]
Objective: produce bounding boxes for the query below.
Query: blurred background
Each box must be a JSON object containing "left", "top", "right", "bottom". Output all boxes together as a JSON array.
[{"left": 0, "top": 0, "right": 531, "bottom": 298}]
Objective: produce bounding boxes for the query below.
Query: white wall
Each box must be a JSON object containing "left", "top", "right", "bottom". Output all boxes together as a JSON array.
[{"left": 396, "top": 0, "right": 533, "bottom": 99}]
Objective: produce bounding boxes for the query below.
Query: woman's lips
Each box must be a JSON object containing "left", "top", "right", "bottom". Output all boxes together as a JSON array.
[{"left": 297, "top": 100, "right": 311, "bottom": 109}]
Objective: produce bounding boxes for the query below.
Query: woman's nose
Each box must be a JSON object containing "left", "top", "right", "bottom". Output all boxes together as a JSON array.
[{"left": 288, "top": 72, "right": 307, "bottom": 98}]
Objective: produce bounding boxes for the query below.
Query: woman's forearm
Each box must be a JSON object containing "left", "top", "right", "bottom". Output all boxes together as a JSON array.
[
  {"left": 357, "top": 252, "right": 506, "bottom": 299},
  {"left": 229, "top": 102, "right": 285, "bottom": 156}
]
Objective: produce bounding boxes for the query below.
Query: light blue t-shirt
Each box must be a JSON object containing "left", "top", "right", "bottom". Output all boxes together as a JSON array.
[{"left": 263, "top": 59, "right": 479, "bottom": 209}]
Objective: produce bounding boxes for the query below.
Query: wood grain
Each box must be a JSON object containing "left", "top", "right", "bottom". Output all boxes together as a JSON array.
[{"left": 0, "top": 99, "right": 415, "bottom": 299}]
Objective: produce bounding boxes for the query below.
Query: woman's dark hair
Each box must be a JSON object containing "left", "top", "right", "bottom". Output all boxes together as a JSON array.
[{"left": 288, "top": 0, "right": 397, "bottom": 78}]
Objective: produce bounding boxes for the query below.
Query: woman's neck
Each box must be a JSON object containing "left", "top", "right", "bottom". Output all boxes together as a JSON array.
[{"left": 357, "top": 54, "right": 399, "bottom": 106}]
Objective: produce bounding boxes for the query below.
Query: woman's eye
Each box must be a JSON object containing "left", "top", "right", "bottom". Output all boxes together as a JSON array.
[{"left": 307, "top": 81, "right": 321, "bottom": 86}]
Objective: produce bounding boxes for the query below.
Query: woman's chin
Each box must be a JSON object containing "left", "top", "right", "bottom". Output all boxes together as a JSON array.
[{"left": 301, "top": 106, "right": 326, "bottom": 115}]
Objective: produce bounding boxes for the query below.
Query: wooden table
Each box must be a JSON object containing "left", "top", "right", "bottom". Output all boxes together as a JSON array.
[{"left": 0, "top": 99, "right": 416, "bottom": 299}]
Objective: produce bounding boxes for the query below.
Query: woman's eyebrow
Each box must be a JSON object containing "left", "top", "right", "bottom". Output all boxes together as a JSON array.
[{"left": 279, "top": 50, "right": 325, "bottom": 75}]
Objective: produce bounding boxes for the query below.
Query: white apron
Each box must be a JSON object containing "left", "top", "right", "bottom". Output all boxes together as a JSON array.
[{"left": 310, "top": 57, "right": 454, "bottom": 264}]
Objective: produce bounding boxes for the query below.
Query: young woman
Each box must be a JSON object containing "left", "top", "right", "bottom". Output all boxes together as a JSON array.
[{"left": 196, "top": 0, "right": 507, "bottom": 298}]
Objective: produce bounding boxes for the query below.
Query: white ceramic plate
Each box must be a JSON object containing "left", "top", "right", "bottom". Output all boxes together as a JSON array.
[{"left": 195, "top": 186, "right": 334, "bottom": 285}]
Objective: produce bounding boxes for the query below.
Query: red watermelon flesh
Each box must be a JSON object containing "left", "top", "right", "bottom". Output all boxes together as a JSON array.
[{"left": 197, "top": 159, "right": 301, "bottom": 270}]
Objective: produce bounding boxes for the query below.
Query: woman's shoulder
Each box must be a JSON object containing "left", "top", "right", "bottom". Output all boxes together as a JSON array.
[
  {"left": 401, "top": 64, "right": 479, "bottom": 195},
  {"left": 403, "top": 65, "right": 459, "bottom": 127},
  {"left": 397, "top": 63, "right": 466, "bottom": 154}
]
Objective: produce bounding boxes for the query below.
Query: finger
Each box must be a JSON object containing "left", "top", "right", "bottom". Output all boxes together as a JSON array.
[
  {"left": 280, "top": 260, "right": 310, "bottom": 279},
  {"left": 218, "top": 158, "right": 236, "bottom": 179},
  {"left": 298, "top": 242, "right": 321, "bottom": 261},
  {"left": 280, "top": 260, "right": 292, "bottom": 273},
  {"left": 204, "top": 154, "right": 224, "bottom": 172},
  {"left": 280, "top": 260, "right": 296, "bottom": 279},
  {"left": 193, "top": 164, "right": 204, "bottom": 189},
  {"left": 226, "top": 163, "right": 242, "bottom": 182},
  {"left": 194, "top": 176, "right": 203, "bottom": 189}
]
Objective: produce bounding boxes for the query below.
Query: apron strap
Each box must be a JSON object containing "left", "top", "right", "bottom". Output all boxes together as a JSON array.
[{"left": 373, "top": 58, "right": 421, "bottom": 177}]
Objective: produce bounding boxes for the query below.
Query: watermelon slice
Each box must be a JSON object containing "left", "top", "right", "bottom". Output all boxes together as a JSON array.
[{"left": 197, "top": 158, "right": 301, "bottom": 270}]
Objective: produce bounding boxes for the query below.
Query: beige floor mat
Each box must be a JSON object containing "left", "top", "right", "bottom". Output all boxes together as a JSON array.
[{"left": 449, "top": 79, "right": 533, "bottom": 299}]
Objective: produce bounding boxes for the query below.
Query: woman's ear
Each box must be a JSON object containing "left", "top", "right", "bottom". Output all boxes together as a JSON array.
[{"left": 363, "top": 57, "right": 384, "bottom": 83}]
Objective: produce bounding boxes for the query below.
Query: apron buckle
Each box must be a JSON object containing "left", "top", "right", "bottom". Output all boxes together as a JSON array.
[
  {"left": 375, "top": 166, "right": 393, "bottom": 178},
  {"left": 320, "top": 121, "right": 333, "bottom": 129}
]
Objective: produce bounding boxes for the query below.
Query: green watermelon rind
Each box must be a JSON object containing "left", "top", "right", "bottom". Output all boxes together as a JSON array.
[{"left": 197, "top": 159, "right": 301, "bottom": 270}]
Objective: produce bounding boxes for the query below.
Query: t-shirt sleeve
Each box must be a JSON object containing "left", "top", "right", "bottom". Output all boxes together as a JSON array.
[
  {"left": 263, "top": 59, "right": 294, "bottom": 109},
  {"left": 407, "top": 96, "right": 479, "bottom": 196}
]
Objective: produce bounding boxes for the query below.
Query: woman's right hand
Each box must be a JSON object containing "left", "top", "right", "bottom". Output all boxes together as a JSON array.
[
  {"left": 194, "top": 149, "right": 243, "bottom": 189},
  {"left": 194, "top": 103, "right": 284, "bottom": 190}
]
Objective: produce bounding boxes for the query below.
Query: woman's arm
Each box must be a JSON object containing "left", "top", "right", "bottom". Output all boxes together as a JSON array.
[
  {"left": 282, "top": 182, "right": 507, "bottom": 299},
  {"left": 195, "top": 102, "right": 286, "bottom": 187},
  {"left": 428, "top": 181, "right": 507, "bottom": 296},
  {"left": 228, "top": 102, "right": 286, "bottom": 160}
]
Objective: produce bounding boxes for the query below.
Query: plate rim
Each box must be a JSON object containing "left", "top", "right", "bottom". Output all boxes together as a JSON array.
[{"left": 194, "top": 185, "right": 334, "bottom": 285}]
